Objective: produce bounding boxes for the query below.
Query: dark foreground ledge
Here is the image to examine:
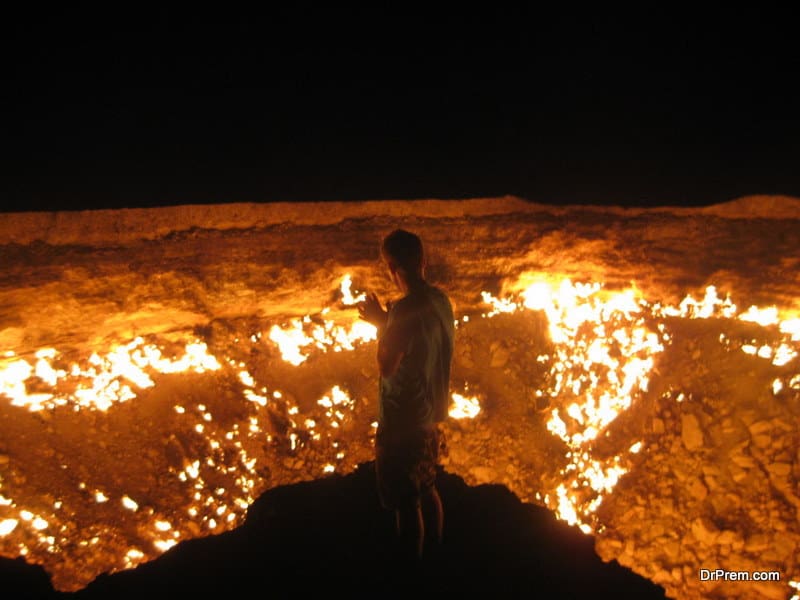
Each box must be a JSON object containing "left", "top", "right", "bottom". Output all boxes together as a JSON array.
[{"left": 3, "top": 463, "right": 665, "bottom": 599}]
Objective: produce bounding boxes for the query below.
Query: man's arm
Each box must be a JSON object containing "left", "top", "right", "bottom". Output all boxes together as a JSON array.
[{"left": 358, "top": 292, "right": 389, "bottom": 332}]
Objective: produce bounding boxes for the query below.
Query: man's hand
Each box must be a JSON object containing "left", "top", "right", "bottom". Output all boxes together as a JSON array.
[{"left": 358, "top": 292, "right": 389, "bottom": 329}]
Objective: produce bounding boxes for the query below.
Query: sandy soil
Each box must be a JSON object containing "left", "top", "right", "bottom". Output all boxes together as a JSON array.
[{"left": 1, "top": 196, "right": 798, "bottom": 599}]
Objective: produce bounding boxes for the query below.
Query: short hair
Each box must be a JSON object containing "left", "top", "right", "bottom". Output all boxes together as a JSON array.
[{"left": 381, "top": 229, "right": 424, "bottom": 274}]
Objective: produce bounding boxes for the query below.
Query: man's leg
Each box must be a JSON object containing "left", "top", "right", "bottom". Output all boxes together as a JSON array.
[
  {"left": 424, "top": 485, "right": 444, "bottom": 544},
  {"left": 395, "top": 502, "right": 425, "bottom": 559}
]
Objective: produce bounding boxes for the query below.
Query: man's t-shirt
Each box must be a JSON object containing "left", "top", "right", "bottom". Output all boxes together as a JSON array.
[{"left": 378, "top": 282, "right": 455, "bottom": 432}]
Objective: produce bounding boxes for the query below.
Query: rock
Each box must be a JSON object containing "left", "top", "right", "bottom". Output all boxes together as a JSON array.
[
  {"left": 650, "top": 523, "right": 665, "bottom": 538},
  {"left": 447, "top": 446, "right": 470, "bottom": 465},
  {"left": 731, "top": 469, "right": 747, "bottom": 483},
  {"left": 0, "top": 454, "right": 9, "bottom": 465},
  {"left": 690, "top": 517, "right": 719, "bottom": 545},
  {"left": 687, "top": 477, "right": 708, "bottom": 501},
  {"left": 651, "top": 417, "right": 665, "bottom": 435},
  {"left": 184, "top": 520, "right": 201, "bottom": 536},
  {"left": 662, "top": 539, "right": 680, "bottom": 560},
  {"left": 716, "top": 530, "right": 741, "bottom": 545},
  {"left": 744, "top": 533, "right": 769, "bottom": 552},
  {"left": 651, "top": 568, "right": 672, "bottom": 585},
  {"left": 594, "top": 535, "right": 623, "bottom": 561},
  {"left": 748, "top": 420, "right": 772, "bottom": 435},
  {"left": 710, "top": 492, "right": 741, "bottom": 515},
  {"left": 731, "top": 533, "right": 745, "bottom": 551},
  {"left": 767, "top": 462, "right": 791, "bottom": 477},
  {"left": 752, "top": 434, "right": 772, "bottom": 448},
  {"left": 751, "top": 581, "right": 789, "bottom": 600},
  {"left": 772, "top": 531, "right": 799, "bottom": 559},
  {"left": 489, "top": 341, "right": 510, "bottom": 368},
  {"left": 469, "top": 466, "right": 496, "bottom": 484},
  {"left": 730, "top": 452, "right": 755, "bottom": 468},
  {"left": 681, "top": 413, "right": 704, "bottom": 450}
]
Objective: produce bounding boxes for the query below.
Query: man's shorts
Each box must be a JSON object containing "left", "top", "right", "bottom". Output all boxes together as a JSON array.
[{"left": 375, "top": 423, "right": 446, "bottom": 511}]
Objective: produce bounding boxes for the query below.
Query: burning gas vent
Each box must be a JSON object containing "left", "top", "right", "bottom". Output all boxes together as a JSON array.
[{"left": 0, "top": 197, "right": 798, "bottom": 600}]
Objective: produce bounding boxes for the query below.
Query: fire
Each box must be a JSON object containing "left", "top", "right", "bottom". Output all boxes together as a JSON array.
[
  {"left": 0, "top": 338, "right": 221, "bottom": 412},
  {"left": 340, "top": 274, "right": 366, "bottom": 306},
  {"left": 1, "top": 267, "right": 798, "bottom": 590},
  {"left": 449, "top": 392, "right": 481, "bottom": 419},
  {"left": 478, "top": 277, "right": 667, "bottom": 531},
  {"left": 653, "top": 285, "right": 800, "bottom": 367},
  {"left": 267, "top": 275, "right": 377, "bottom": 365},
  {"left": 480, "top": 275, "right": 799, "bottom": 533},
  {"left": 0, "top": 519, "right": 18, "bottom": 536}
]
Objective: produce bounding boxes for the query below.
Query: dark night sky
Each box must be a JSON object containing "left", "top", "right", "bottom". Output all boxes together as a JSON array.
[{"left": 3, "top": 9, "right": 799, "bottom": 211}]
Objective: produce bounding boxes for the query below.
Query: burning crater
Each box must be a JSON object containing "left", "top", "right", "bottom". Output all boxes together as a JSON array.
[{"left": 1, "top": 197, "right": 799, "bottom": 599}]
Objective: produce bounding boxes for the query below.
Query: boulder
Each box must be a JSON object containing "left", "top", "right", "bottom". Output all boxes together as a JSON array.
[{"left": 681, "top": 413, "right": 704, "bottom": 450}]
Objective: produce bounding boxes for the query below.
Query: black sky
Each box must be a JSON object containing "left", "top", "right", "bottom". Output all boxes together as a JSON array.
[{"left": 4, "top": 10, "right": 799, "bottom": 211}]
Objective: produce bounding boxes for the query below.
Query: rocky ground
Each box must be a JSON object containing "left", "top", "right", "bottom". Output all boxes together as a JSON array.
[
  {"left": 1, "top": 464, "right": 668, "bottom": 599},
  {"left": 1, "top": 196, "right": 799, "bottom": 599}
]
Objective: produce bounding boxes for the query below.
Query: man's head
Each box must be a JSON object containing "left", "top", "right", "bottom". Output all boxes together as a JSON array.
[{"left": 381, "top": 229, "right": 425, "bottom": 291}]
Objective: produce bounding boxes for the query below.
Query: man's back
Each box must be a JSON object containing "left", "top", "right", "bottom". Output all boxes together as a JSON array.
[{"left": 378, "top": 282, "right": 454, "bottom": 431}]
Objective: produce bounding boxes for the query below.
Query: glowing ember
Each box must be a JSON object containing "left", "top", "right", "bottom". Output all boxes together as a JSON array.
[
  {"left": 0, "top": 519, "right": 18, "bottom": 536},
  {"left": 153, "top": 539, "right": 177, "bottom": 552},
  {"left": 154, "top": 520, "right": 171, "bottom": 532},
  {"left": 123, "top": 548, "right": 145, "bottom": 569},
  {"left": 449, "top": 392, "right": 481, "bottom": 419},
  {"left": 121, "top": 496, "right": 139, "bottom": 512}
]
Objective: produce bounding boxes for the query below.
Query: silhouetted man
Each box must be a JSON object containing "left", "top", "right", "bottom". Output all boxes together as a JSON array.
[{"left": 358, "top": 229, "right": 455, "bottom": 560}]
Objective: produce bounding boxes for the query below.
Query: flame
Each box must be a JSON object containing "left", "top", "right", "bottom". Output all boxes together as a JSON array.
[
  {"left": 121, "top": 496, "right": 139, "bottom": 512},
  {"left": 479, "top": 277, "right": 667, "bottom": 531},
  {"left": 0, "top": 519, "right": 18, "bottom": 536},
  {"left": 655, "top": 287, "right": 800, "bottom": 367},
  {"left": 340, "top": 274, "right": 366, "bottom": 306},
  {"left": 0, "top": 338, "right": 220, "bottom": 412},
  {"left": 480, "top": 276, "right": 800, "bottom": 533},
  {"left": 268, "top": 320, "right": 314, "bottom": 366},
  {"left": 1, "top": 270, "right": 798, "bottom": 586},
  {"left": 449, "top": 392, "right": 481, "bottom": 419},
  {"left": 267, "top": 276, "right": 377, "bottom": 364}
]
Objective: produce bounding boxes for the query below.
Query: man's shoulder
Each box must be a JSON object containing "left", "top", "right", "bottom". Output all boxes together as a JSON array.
[
  {"left": 388, "top": 296, "right": 419, "bottom": 325},
  {"left": 426, "top": 285, "right": 454, "bottom": 315},
  {"left": 393, "top": 284, "right": 453, "bottom": 317},
  {"left": 428, "top": 284, "right": 452, "bottom": 303}
]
